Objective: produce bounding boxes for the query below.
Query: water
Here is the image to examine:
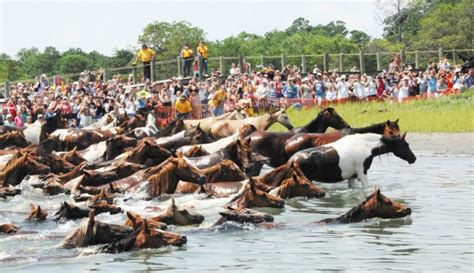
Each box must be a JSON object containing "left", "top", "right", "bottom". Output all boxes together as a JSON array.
[{"left": 1, "top": 151, "right": 473, "bottom": 272}]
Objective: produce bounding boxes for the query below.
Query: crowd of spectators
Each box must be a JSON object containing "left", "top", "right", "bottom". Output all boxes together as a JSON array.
[{"left": 0, "top": 51, "right": 472, "bottom": 129}]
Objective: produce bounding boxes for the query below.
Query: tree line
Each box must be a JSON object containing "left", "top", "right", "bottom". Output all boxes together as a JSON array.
[{"left": 0, "top": 0, "right": 471, "bottom": 82}]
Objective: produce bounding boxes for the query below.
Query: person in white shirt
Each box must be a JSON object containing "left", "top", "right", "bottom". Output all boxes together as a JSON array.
[
  {"left": 336, "top": 76, "right": 350, "bottom": 100},
  {"left": 398, "top": 77, "right": 410, "bottom": 102},
  {"left": 325, "top": 82, "right": 337, "bottom": 101},
  {"left": 255, "top": 80, "right": 270, "bottom": 100}
]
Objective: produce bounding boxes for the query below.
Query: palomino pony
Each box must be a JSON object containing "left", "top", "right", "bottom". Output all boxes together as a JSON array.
[
  {"left": 184, "top": 109, "right": 247, "bottom": 134},
  {"left": 318, "top": 188, "right": 412, "bottom": 224},
  {"left": 254, "top": 119, "right": 401, "bottom": 167},
  {"left": 0, "top": 131, "right": 30, "bottom": 149},
  {"left": 209, "top": 109, "right": 294, "bottom": 139},
  {"left": 289, "top": 133, "right": 417, "bottom": 188}
]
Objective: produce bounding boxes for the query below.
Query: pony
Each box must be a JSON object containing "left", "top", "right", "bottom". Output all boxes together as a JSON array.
[
  {"left": 0, "top": 131, "right": 30, "bottom": 149},
  {"left": 213, "top": 207, "right": 274, "bottom": 226},
  {"left": 0, "top": 153, "right": 51, "bottom": 187},
  {"left": 291, "top": 107, "right": 350, "bottom": 133},
  {"left": 26, "top": 204, "right": 48, "bottom": 222},
  {"left": 269, "top": 173, "right": 326, "bottom": 199},
  {"left": 114, "top": 139, "right": 172, "bottom": 166},
  {"left": 0, "top": 187, "right": 21, "bottom": 199},
  {"left": 318, "top": 188, "right": 412, "bottom": 223},
  {"left": 104, "top": 135, "right": 138, "bottom": 161},
  {"left": 184, "top": 108, "right": 248, "bottom": 134},
  {"left": 0, "top": 223, "right": 19, "bottom": 234},
  {"left": 124, "top": 211, "right": 168, "bottom": 230},
  {"left": 226, "top": 178, "right": 285, "bottom": 209},
  {"left": 130, "top": 112, "right": 159, "bottom": 138},
  {"left": 147, "top": 198, "right": 204, "bottom": 226},
  {"left": 289, "top": 133, "right": 416, "bottom": 188}
]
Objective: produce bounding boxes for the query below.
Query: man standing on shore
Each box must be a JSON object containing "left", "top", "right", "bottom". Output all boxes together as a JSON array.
[{"left": 133, "top": 44, "right": 156, "bottom": 81}]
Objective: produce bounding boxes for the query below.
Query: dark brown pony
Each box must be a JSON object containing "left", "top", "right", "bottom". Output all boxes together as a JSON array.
[
  {"left": 119, "top": 113, "right": 146, "bottom": 132},
  {"left": 149, "top": 198, "right": 204, "bottom": 226},
  {"left": 255, "top": 161, "right": 304, "bottom": 190},
  {"left": 0, "top": 223, "right": 19, "bottom": 234},
  {"left": 318, "top": 188, "right": 412, "bottom": 224},
  {"left": 98, "top": 219, "right": 187, "bottom": 253},
  {"left": 0, "top": 131, "right": 29, "bottom": 149},
  {"left": 88, "top": 201, "right": 123, "bottom": 215},
  {"left": 0, "top": 153, "right": 51, "bottom": 187},
  {"left": 214, "top": 207, "right": 274, "bottom": 226},
  {"left": 62, "top": 211, "right": 133, "bottom": 249},
  {"left": 155, "top": 118, "right": 185, "bottom": 138},
  {"left": 226, "top": 178, "right": 285, "bottom": 209},
  {"left": 53, "top": 201, "right": 90, "bottom": 221},
  {"left": 145, "top": 156, "right": 206, "bottom": 198},
  {"left": 124, "top": 211, "right": 167, "bottom": 230},
  {"left": 105, "top": 135, "right": 138, "bottom": 161},
  {"left": 270, "top": 173, "right": 325, "bottom": 199},
  {"left": 121, "top": 139, "right": 172, "bottom": 166},
  {"left": 26, "top": 204, "right": 48, "bottom": 222},
  {"left": 292, "top": 107, "right": 350, "bottom": 133}
]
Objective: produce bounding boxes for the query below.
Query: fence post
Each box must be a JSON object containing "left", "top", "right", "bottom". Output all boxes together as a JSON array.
[
  {"left": 415, "top": 51, "right": 419, "bottom": 69},
  {"left": 260, "top": 55, "right": 264, "bottom": 66},
  {"left": 323, "top": 52, "right": 329, "bottom": 72},
  {"left": 438, "top": 47, "right": 443, "bottom": 62},
  {"left": 239, "top": 55, "right": 244, "bottom": 73},
  {"left": 132, "top": 66, "right": 137, "bottom": 84},
  {"left": 198, "top": 55, "right": 203, "bottom": 80},
  {"left": 3, "top": 81, "right": 9, "bottom": 98},
  {"left": 452, "top": 49, "right": 457, "bottom": 64},
  {"left": 103, "top": 68, "right": 108, "bottom": 82},
  {"left": 376, "top": 52, "right": 381, "bottom": 71},
  {"left": 359, "top": 51, "right": 365, "bottom": 74},
  {"left": 177, "top": 56, "right": 182, "bottom": 77},
  {"left": 150, "top": 61, "right": 155, "bottom": 82},
  {"left": 399, "top": 49, "right": 405, "bottom": 66},
  {"left": 280, "top": 54, "right": 286, "bottom": 70},
  {"left": 301, "top": 55, "right": 307, "bottom": 74},
  {"left": 219, "top": 56, "right": 224, "bottom": 75},
  {"left": 339, "top": 53, "right": 343, "bottom": 72}
]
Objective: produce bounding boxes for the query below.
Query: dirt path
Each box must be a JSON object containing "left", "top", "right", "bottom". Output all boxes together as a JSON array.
[{"left": 406, "top": 133, "right": 474, "bottom": 155}]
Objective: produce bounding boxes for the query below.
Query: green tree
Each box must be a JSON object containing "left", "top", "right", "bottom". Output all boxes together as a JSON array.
[
  {"left": 285, "top": 17, "right": 311, "bottom": 35},
  {"left": 138, "top": 21, "right": 206, "bottom": 60},
  {"left": 107, "top": 49, "right": 134, "bottom": 68},
  {"left": 350, "top": 30, "right": 371, "bottom": 47},
  {"left": 58, "top": 54, "right": 92, "bottom": 74}
]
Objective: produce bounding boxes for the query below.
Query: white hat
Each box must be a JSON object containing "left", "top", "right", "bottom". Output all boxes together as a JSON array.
[
  {"left": 6, "top": 114, "right": 12, "bottom": 119},
  {"left": 37, "top": 114, "right": 44, "bottom": 119}
]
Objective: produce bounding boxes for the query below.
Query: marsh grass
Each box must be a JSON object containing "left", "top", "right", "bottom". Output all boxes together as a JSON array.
[{"left": 270, "top": 90, "right": 474, "bottom": 133}]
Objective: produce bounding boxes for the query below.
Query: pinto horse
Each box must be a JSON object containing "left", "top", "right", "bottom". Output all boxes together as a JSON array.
[
  {"left": 98, "top": 219, "right": 187, "bottom": 254},
  {"left": 51, "top": 127, "right": 123, "bottom": 151},
  {"left": 289, "top": 133, "right": 416, "bottom": 188},
  {"left": 209, "top": 109, "right": 294, "bottom": 139},
  {"left": 318, "top": 188, "right": 412, "bottom": 224},
  {"left": 0, "top": 131, "right": 30, "bottom": 149}
]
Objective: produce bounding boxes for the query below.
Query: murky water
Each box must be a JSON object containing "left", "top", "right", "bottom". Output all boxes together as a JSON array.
[{"left": 1, "top": 150, "right": 472, "bottom": 272}]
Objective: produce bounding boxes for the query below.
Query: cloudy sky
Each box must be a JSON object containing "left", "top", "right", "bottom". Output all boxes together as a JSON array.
[{"left": 1, "top": 0, "right": 384, "bottom": 57}]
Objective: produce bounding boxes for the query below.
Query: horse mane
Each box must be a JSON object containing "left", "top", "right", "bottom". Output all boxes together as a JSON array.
[
  {"left": 148, "top": 161, "right": 177, "bottom": 197},
  {"left": 98, "top": 229, "right": 139, "bottom": 253},
  {"left": 0, "top": 131, "right": 21, "bottom": 142},
  {"left": 0, "top": 154, "right": 28, "bottom": 183}
]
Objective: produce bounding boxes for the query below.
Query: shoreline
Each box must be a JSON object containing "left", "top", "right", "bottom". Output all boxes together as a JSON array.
[{"left": 406, "top": 132, "right": 474, "bottom": 155}]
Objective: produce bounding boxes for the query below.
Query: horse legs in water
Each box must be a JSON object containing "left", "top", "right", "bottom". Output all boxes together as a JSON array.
[
  {"left": 347, "top": 171, "right": 369, "bottom": 188},
  {"left": 348, "top": 178, "right": 357, "bottom": 188}
]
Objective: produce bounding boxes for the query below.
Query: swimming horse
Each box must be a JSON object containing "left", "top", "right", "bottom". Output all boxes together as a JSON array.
[{"left": 289, "top": 133, "right": 416, "bottom": 188}]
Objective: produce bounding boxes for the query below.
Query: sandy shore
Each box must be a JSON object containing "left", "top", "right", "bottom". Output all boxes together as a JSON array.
[{"left": 406, "top": 133, "right": 474, "bottom": 155}]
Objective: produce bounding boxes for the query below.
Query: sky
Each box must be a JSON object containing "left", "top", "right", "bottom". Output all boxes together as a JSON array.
[{"left": 0, "top": 0, "right": 384, "bottom": 58}]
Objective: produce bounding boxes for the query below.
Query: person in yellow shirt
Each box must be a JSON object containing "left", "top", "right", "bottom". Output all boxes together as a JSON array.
[
  {"left": 133, "top": 44, "right": 156, "bottom": 81},
  {"left": 197, "top": 41, "right": 209, "bottom": 76},
  {"left": 175, "top": 95, "right": 192, "bottom": 119},
  {"left": 181, "top": 44, "right": 194, "bottom": 77},
  {"left": 212, "top": 83, "right": 227, "bottom": 116}
]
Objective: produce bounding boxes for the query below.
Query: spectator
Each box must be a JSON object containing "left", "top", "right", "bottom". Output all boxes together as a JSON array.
[
  {"left": 175, "top": 95, "right": 192, "bottom": 119},
  {"left": 230, "top": 63, "right": 240, "bottom": 75},
  {"left": 133, "top": 44, "right": 156, "bottom": 81},
  {"left": 14, "top": 113, "right": 24, "bottom": 128},
  {"left": 211, "top": 83, "right": 227, "bottom": 116},
  {"left": 398, "top": 77, "right": 410, "bottom": 102},
  {"left": 181, "top": 45, "right": 194, "bottom": 77},
  {"left": 283, "top": 80, "right": 298, "bottom": 98},
  {"left": 34, "top": 74, "right": 49, "bottom": 94},
  {"left": 197, "top": 41, "right": 209, "bottom": 76},
  {"left": 4, "top": 114, "right": 15, "bottom": 127}
]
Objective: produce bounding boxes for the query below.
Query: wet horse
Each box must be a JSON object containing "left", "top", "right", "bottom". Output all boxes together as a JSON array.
[
  {"left": 185, "top": 138, "right": 253, "bottom": 173},
  {"left": 226, "top": 178, "right": 285, "bottom": 209},
  {"left": 318, "top": 188, "right": 412, "bottom": 223},
  {"left": 155, "top": 119, "right": 185, "bottom": 138},
  {"left": 62, "top": 211, "right": 133, "bottom": 249},
  {"left": 114, "top": 139, "right": 172, "bottom": 166},
  {"left": 130, "top": 113, "right": 159, "bottom": 138},
  {"left": 156, "top": 124, "right": 215, "bottom": 152},
  {"left": 0, "top": 153, "right": 51, "bottom": 187},
  {"left": 291, "top": 107, "right": 350, "bottom": 133},
  {"left": 0, "top": 131, "right": 30, "bottom": 149},
  {"left": 98, "top": 219, "right": 187, "bottom": 254},
  {"left": 145, "top": 198, "right": 204, "bottom": 226},
  {"left": 26, "top": 204, "right": 48, "bottom": 222},
  {"left": 251, "top": 119, "right": 400, "bottom": 167},
  {"left": 104, "top": 135, "right": 138, "bottom": 161},
  {"left": 51, "top": 127, "right": 123, "bottom": 151},
  {"left": 289, "top": 133, "right": 416, "bottom": 188},
  {"left": 269, "top": 173, "right": 325, "bottom": 199},
  {"left": 57, "top": 147, "right": 86, "bottom": 166},
  {"left": 183, "top": 145, "right": 210, "bottom": 157},
  {"left": 213, "top": 207, "right": 274, "bottom": 226},
  {"left": 0, "top": 223, "right": 19, "bottom": 234},
  {"left": 209, "top": 109, "right": 294, "bottom": 139},
  {"left": 124, "top": 211, "right": 168, "bottom": 230}
]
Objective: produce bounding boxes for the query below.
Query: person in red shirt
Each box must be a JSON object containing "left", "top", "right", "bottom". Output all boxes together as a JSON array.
[{"left": 6, "top": 99, "right": 17, "bottom": 118}]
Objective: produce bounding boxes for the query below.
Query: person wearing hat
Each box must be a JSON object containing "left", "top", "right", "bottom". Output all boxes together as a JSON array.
[
  {"left": 133, "top": 44, "right": 156, "bottom": 81},
  {"left": 181, "top": 44, "right": 194, "bottom": 77},
  {"left": 175, "top": 95, "right": 192, "bottom": 119},
  {"left": 3, "top": 114, "right": 15, "bottom": 128}
]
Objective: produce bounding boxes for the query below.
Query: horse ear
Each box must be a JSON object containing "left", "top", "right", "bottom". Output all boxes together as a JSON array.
[
  {"left": 126, "top": 211, "right": 136, "bottom": 223},
  {"left": 402, "top": 132, "right": 407, "bottom": 140},
  {"left": 386, "top": 120, "right": 391, "bottom": 126},
  {"left": 395, "top": 118, "right": 399, "bottom": 124},
  {"left": 236, "top": 139, "right": 242, "bottom": 146},
  {"left": 248, "top": 178, "right": 256, "bottom": 192},
  {"left": 29, "top": 203, "right": 35, "bottom": 211},
  {"left": 245, "top": 137, "right": 251, "bottom": 145},
  {"left": 376, "top": 188, "right": 381, "bottom": 198}
]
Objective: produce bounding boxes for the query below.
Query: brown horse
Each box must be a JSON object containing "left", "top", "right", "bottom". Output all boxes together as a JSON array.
[
  {"left": 59, "top": 147, "right": 86, "bottom": 165},
  {"left": 88, "top": 201, "right": 123, "bottom": 215},
  {"left": 26, "top": 204, "right": 48, "bottom": 222},
  {"left": 98, "top": 219, "right": 187, "bottom": 253},
  {"left": 149, "top": 198, "right": 204, "bottom": 226},
  {"left": 124, "top": 211, "right": 168, "bottom": 230},
  {"left": 214, "top": 207, "right": 274, "bottom": 226},
  {"left": 0, "top": 131, "right": 30, "bottom": 149},
  {"left": 254, "top": 161, "right": 304, "bottom": 190},
  {"left": 269, "top": 173, "right": 325, "bottom": 199},
  {"left": 226, "top": 178, "right": 285, "bottom": 209},
  {"left": 0, "top": 187, "right": 21, "bottom": 199},
  {"left": 0, "top": 153, "right": 51, "bottom": 187},
  {"left": 318, "top": 188, "right": 412, "bottom": 224},
  {"left": 51, "top": 128, "right": 121, "bottom": 151},
  {"left": 143, "top": 156, "right": 206, "bottom": 198},
  {"left": 184, "top": 145, "right": 210, "bottom": 157},
  {"left": 53, "top": 201, "right": 122, "bottom": 221},
  {"left": 0, "top": 223, "right": 19, "bottom": 234},
  {"left": 105, "top": 135, "right": 138, "bottom": 161},
  {"left": 119, "top": 113, "right": 146, "bottom": 132},
  {"left": 88, "top": 189, "right": 114, "bottom": 205},
  {"left": 291, "top": 107, "right": 350, "bottom": 133},
  {"left": 116, "top": 139, "right": 171, "bottom": 166},
  {"left": 62, "top": 211, "right": 133, "bottom": 249}
]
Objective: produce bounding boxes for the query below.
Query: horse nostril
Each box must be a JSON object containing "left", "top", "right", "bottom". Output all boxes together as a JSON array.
[
  {"left": 181, "top": 235, "right": 187, "bottom": 244},
  {"left": 405, "top": 207, "right": 412, "bottom": 215}
]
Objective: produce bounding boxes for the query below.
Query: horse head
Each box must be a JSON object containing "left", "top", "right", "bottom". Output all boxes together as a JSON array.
[
  {"left": 158, "top": 198, "right": 204, "bottom": 226},
  {"left": 134, "top": 219, "right": 187, "bottom": 249},
  {"left": 271, "top": 173, "right": 325, "bottom": 199},
  {"left": 0, "top": 223, "right": 19, "bottom": 234},
  {"left": 272, "top": 110, "right": 294, "bottom": 130},
  {"left": 125, "top": 211, "right": 167, "bottom": 230},
  {"left": 381, "top": 132, "right": 416, "bottom": 164},
  {"left": 26, "top": 204, "right": 48, "bottom": 222},
  {"left": 218, "top": 207, "right": 274, "bottom": 225},
  {"left": 228, "top": 178, "right": 285, "bottom": 209},
  {"left": 363, "top": 188, "right": 412, "bottom": 219},
  {"left": 88, "top": 201, "right": 123, "bottom": 215},
  {"left": 239, "top": 124, "right": 258, "bottom": 138},
  {"left": 171, "top": 155, "right": 206, "bottom": 185},
  {"left": 384, "top": 119, "right": 401, "bottom": 137},
  {"left": 231, "top": 138, "right": 253, "bottom": 174}
]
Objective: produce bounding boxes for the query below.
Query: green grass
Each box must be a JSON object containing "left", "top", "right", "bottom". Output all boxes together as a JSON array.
[{"left": 270, "top": 89, "right": 474, "bottom": 133}]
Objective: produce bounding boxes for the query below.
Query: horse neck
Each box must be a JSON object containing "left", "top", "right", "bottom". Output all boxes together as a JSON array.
[
  {"left": 336, "top": 199, "right": 376, "bottom": 223},
  {"left": 259, "top": 114, "right": 277, "bottom": 131},
  {"left": 302, "top": 114, "right": 326, "bottom": 133},
  {"left": 150, "top": 163, "right": 178, "bottom": 196},
  {"left": 259, "top": 164, "right": 290, "bottom": 187},
  {"left": 349, "top": 123, "right": 386, "bottom": 135}
]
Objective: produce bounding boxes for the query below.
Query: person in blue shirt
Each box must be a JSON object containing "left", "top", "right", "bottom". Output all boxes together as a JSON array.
[
  {"left": 427, "top": 71, "right": 437, "bottom": 97},
  {"left": 283, "top": 81, "right": 298, "bottom": 98},
  {"left": 313, "top": 74, "right": 325, "bottom": 100}
]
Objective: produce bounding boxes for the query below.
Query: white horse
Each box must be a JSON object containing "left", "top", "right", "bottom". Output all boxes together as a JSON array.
[
  {"left": 23, "top": 120, "right": 44, "bottom": 145},
  {"left": 84, "top": 113, "right": 116, "bottom": 130},
  {"left": 132, "top": 113, "right": 159, "bottom": 138}
]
